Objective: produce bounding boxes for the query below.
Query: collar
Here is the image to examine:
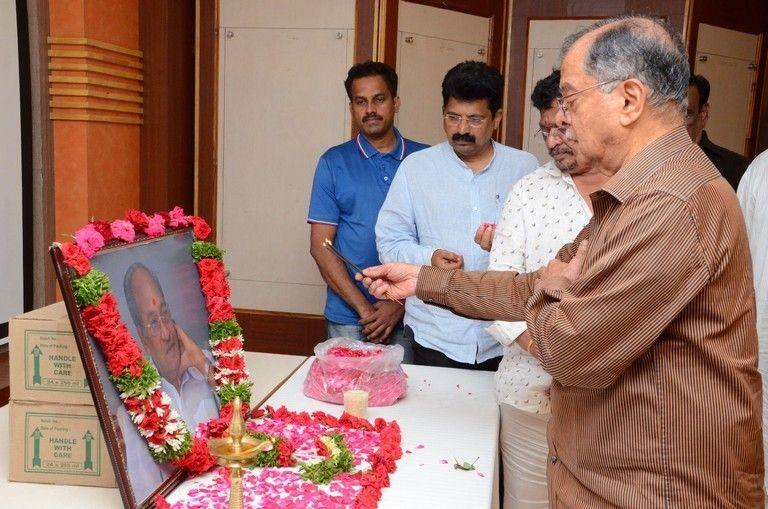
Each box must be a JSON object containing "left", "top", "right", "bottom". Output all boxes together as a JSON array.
[
  {"left": 355, "top": 127, "right": 406, "bottom": 160},
  {"left": 542, "top": 160, "right": 578, "bottom": 188},
  {"left": 601, "top": 126, "right": 693, "bottom": 203}
]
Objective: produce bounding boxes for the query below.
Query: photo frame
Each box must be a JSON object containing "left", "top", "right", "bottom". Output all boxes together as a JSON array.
[{"left": 49, "top": 210, "right": 251, "bottom": 509}]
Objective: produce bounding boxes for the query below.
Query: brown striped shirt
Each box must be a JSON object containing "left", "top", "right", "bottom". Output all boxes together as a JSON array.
[{"left": 416, "top": 127, "right": 764, "bottom": 507}]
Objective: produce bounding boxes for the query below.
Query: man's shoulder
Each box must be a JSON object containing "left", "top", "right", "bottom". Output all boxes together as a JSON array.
[
  {"left": 400, "top": 142, "right": 446, "bottom": 167},
  {"left": 402, "top": 137, "right": 430, "bottom": 154},
  {"left": 644, "top": 144, "right": 726, "bottom": 202},
  {"left": 494, "top": 142, "right": 539, "bottom": 163},
  {"left": 319, "top": 139, "right": 358, "bottom": 163},
  {"left": 514, "top": 162, "right": 560, "bottom": 187},
  {"left": 700, "top": 134, "right": 749, "bottom": 169}
]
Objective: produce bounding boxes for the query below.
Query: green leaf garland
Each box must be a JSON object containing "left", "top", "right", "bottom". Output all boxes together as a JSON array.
[
  {"left": 191, "top": 241, "right": 224, "bottom": 261},
  {"left": 209, "top": 319, "right": 242, "bottom": 344},
  {"left": 71, "top": 268, "right": 111, "bottom": 307}
]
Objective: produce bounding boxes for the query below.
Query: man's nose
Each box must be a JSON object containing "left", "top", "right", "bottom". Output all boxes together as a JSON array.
[{"left": 457, "top": 119, "right": 471, "bottom": 134}]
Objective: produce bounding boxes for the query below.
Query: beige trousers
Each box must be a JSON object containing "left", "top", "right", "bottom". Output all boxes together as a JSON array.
[{"left": 499, "top": 402, "right": 549, "bottom": 509}]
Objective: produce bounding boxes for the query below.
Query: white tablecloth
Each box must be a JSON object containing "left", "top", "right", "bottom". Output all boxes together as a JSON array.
[
  {"left": 169, "top": 359, "right": 500, "bottom": 509},
  {"left": 2, "top": 354, "right": 500, "bottom": 508}
]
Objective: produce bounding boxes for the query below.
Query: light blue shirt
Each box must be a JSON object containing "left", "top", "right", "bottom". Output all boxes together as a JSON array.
[{"left": 376, "top": 141, "right": 538, "bottom": 363}]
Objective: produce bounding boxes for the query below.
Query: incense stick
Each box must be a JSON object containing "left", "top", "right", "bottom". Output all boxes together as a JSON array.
[{"left": 323, "top": 238, "right": 404, "bottom": 307}]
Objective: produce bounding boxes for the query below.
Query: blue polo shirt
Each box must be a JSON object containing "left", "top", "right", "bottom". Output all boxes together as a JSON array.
[{"left": 308, "top": 128, "right": 428, "bottom": 324}]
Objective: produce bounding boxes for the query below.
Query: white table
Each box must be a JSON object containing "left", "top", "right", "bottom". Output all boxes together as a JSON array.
[
  {"left": 2, "top": 355, "right": 500, "bottom": 508},
  {"left": 169, "top": 359, "right": 500, "bottom": 509},
  {"left": 0, "top": 352, "right": 308, "bottom": 508}
]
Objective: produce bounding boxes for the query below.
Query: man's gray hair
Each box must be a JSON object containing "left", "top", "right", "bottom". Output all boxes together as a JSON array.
[{"left": 561, "top": 15, "right": 690, "bottom": 112}]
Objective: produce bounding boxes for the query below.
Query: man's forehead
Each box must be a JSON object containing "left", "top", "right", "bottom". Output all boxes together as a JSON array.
[
  {"left": 444, "top": 97, "right": 490, "bottom": 114},
  {"left": 351, "top": 76, "right": 389, "bottom": 97},
  {"left": 559, "top": 31, "right": 595, "bottom": 92}
]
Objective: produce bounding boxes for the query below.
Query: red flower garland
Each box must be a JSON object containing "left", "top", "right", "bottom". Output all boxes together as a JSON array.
[{"left": 60, "top": 209, "right": 247, "bottom": 475}]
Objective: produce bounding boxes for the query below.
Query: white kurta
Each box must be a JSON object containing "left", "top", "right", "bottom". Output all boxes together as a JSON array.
[
  {"left": 487, "top": 161, "right": 592, "bottom": 414},
  {"left": 737, "top": 148, "right": 768, "bottom": 493}
]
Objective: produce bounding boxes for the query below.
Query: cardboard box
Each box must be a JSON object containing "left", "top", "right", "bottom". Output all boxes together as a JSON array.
[
  {"left": 9, "top": 302, "right": 93, "bottom": 405},
  {"left": 8, "top": 400, "right": 117, "bottom": 487}
]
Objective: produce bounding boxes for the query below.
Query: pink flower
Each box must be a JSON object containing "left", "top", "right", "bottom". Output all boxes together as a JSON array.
[
  {"left": 74, "top": 224, "right": 105, "bottom": 258},
  {"left": 110, "top": 219, "right": 136, "bottom": 242},
  {"left": 146, "top": 213, "right": 166, "bottom": 237},
  {"left": 168, "top": 206, "right": 189, "bottom": 228}
]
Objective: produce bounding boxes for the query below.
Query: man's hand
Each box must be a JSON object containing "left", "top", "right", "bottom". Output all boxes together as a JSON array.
[
  {"left": 177, "top": 324, "right": 215, "bottom": 387},
  {"left": 540, "top": 241, "right": 589, "bottom": 283},
  {"left": 356, "top": 263, "right": 421, "bottom": 300},
  {"left": 359, "top": 300, "right": 405, "bottom": 344},
  {"left": 473, "top": 223, "right": 496, "bottom": 252},
  {"left": 431, "top": 249, "right": 464, "bottom": 269}
]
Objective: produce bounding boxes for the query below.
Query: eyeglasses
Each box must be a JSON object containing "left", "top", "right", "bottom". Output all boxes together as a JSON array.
[
  {"left": 556, "top": 78, "right": 623, "bottom": 116},
  {"left": 141, "top": 306, "right": 174, "bottom": 336},
  {"left": 536, "top": 126, "right": 568, "bottom": 141},
  {"left": 444, "top": 113, "right": 486, "bottom": 128}
]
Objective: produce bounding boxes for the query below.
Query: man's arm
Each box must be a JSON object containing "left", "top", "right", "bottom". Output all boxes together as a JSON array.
[{"left": 310, "top": 222, "right": 374, "bottom": 318}]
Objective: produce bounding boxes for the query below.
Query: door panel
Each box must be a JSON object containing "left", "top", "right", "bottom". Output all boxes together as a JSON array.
[
  {"left": 396, "top": 31, "right": 487, "bottom": 145},
  {"left": 219, "top": 27, "right": 353, "bottom": 313},
  {"left": 522, "top": 19, "right": 600, "bottom": 164}
]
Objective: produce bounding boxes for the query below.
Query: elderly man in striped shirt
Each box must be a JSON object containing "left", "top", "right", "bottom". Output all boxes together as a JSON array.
[{"left": 359, "top": 15, "right": 764, "bottom": 507}]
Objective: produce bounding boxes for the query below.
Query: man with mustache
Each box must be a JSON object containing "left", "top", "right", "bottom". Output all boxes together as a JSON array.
[
  {"left": 308, "top": 61, "right": 427, "bottom": 359},
  {"left": 375, "top": 61, "right": 537, "bottom": 369},
  {"left": 477, "top": 69, "right": 608, "bottom": 508}
]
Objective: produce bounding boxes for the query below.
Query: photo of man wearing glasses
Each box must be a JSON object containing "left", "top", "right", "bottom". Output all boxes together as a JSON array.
[{"left": 115, "top": 262, "right": 219, "bottom": 501}]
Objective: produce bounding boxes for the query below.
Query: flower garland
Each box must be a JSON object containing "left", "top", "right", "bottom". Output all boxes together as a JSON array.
[{"left": 58, "top": 207, "right": 252, "bottom": 473}]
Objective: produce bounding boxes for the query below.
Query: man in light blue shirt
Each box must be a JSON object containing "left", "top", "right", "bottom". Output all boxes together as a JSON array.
[{"left": 376, "top": 61, "right": 538, "bottom": 369}]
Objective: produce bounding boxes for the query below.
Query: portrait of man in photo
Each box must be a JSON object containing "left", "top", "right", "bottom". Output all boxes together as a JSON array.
[{"left": 115, "top": 261, "right": 219, "bottom": 501}]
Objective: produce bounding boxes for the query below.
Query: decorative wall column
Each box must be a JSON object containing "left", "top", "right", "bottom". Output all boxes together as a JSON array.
[{"left": 48, "top": 0, "right": 141, "bottom": 241}]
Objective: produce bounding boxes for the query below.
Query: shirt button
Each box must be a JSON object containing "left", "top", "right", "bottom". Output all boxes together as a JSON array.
[
  {"left": 473, "top": 207, "right": 478, "bottom": 211},
  {"left": 551, "top": 455, "right": 558, "bottom": 464},
  {"left": 384, "top": 176, "right": 389, "bottom": 181}
]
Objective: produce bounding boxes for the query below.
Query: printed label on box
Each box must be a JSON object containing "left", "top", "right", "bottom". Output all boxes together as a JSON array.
[
  {"left": 24, "top": 412, "right": 103, "bottom": 476},
  {"left": 24, "top": 330, "right": 89, "bottom": 393}
]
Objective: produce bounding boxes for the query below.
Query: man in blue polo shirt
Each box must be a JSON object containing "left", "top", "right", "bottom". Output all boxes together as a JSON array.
[{"left": 308, "top": 61, "right": 428, "bottom": 362}]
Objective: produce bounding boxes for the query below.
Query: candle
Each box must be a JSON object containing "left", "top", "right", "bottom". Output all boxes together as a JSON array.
[{"left": 343, "top": 389, "right": 368, "bottom": 418}]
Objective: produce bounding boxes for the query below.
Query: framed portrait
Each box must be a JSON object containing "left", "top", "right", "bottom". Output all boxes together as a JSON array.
[{"left": 51, "top": 227, "right": 222, "bottom": 508}]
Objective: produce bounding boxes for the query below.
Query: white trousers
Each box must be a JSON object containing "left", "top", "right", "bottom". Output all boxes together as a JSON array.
[{"left": 499, "top": 403, "right": 549, "bottom": 509}]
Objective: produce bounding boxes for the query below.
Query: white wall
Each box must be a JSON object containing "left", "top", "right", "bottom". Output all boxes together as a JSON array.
[{"left": 0, "top": 0, "right": 24, "bottom": 339}]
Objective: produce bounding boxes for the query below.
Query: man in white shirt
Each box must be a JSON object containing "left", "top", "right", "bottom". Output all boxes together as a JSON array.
[
  {"left": 476, "top": 70, "right": 608, "bottom": 508},
  {"left": 737, "top": 150, "right": 768, "bottom": 495},
  {"left": 376, "top": 61, "right": 538, "bottom": 369},
  {"left": 117, "top": 263, "right": 219, "bottom": 502}
]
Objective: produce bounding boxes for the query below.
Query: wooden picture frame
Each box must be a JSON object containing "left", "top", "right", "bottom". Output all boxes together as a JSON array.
[{"left": 50, "top": 226, "right": 222, "bottom": 508}]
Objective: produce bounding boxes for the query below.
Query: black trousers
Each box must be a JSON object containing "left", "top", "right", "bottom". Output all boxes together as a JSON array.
[{"left": 411, "top": 333, "right": 502, "bottom": 372}]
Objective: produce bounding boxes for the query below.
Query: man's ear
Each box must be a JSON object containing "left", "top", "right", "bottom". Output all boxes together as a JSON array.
[
  {"left": 394, "top": 95, "right": 401, "bottom": 114},
  {"left": 616, "top": 78, "right": 646, "bottom": 127},
  {"left": 700, "top": 103, "right": 710, "bottom": 129},
  {"left": 492, "top": 109, "right": 503, "bottom": 130}
]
